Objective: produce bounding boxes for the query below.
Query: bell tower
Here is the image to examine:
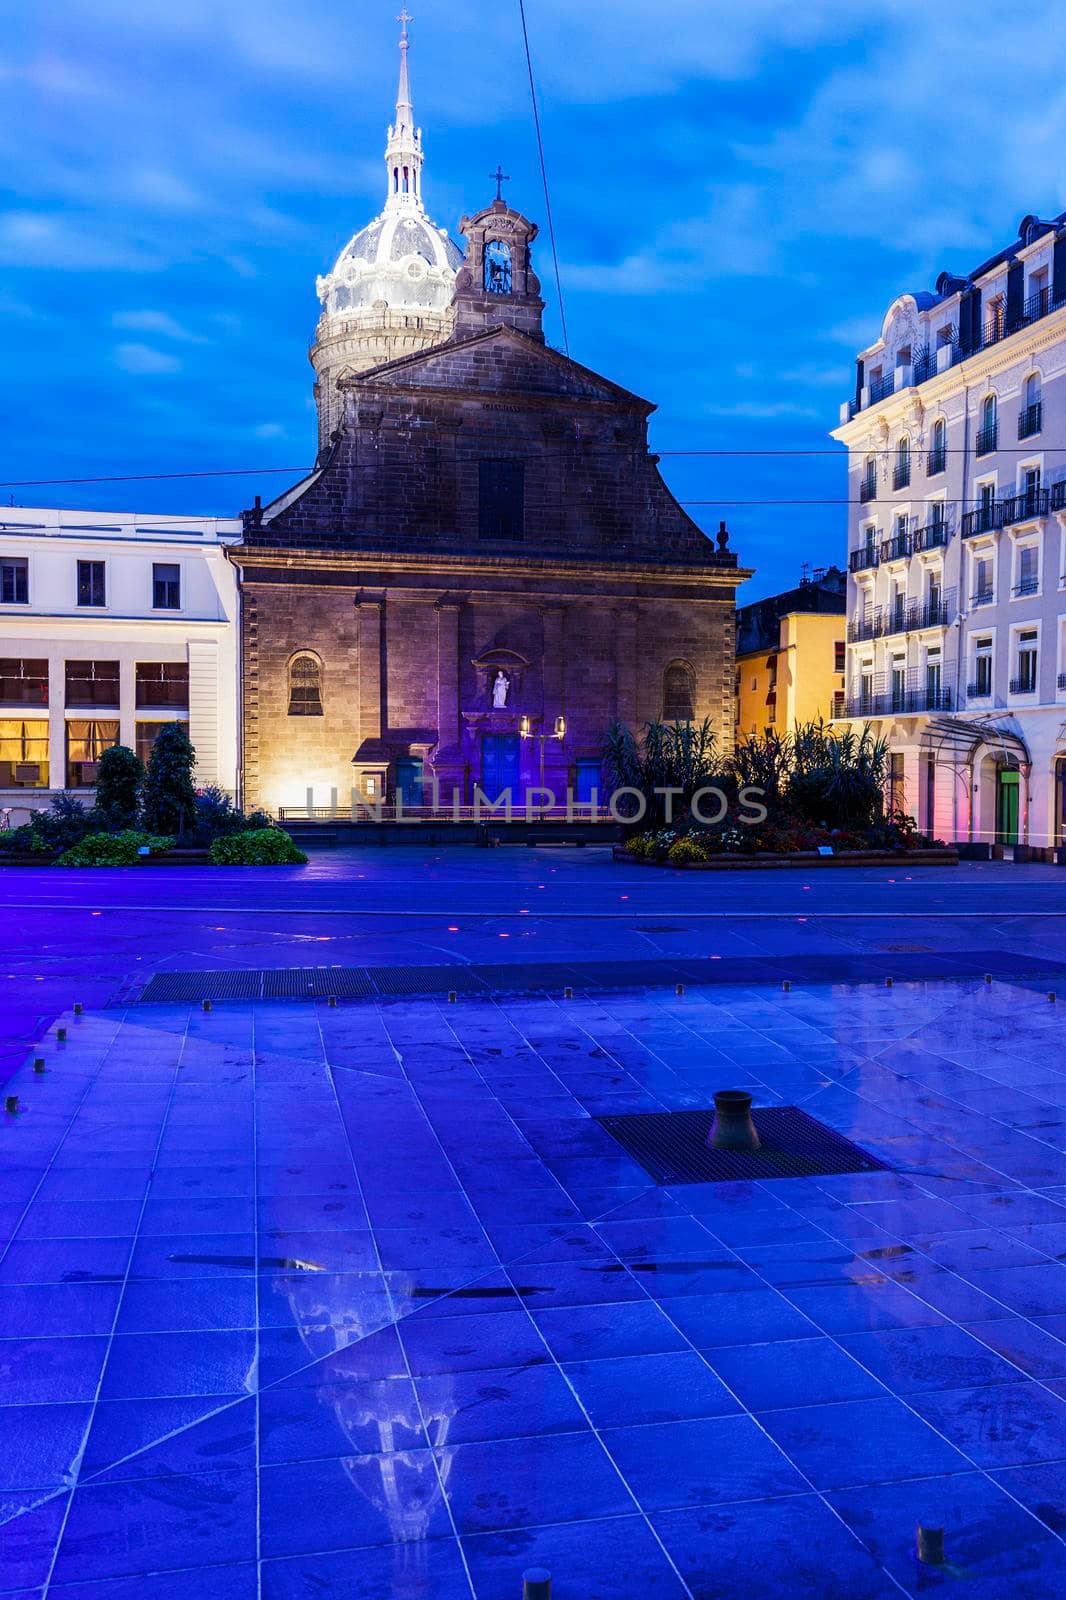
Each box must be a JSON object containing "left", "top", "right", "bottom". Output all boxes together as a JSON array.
[{"left": 452, "top": 191, "right": 544, "bottom": 341}]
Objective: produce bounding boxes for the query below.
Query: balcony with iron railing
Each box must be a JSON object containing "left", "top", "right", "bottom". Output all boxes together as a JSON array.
[
  {"left": 879, "top": 530, "right": 912, "bottom": 564},
  {"left": 845, "top": 671, "right": 953, "bottom": 718},
  {"left": 1059, "top": 672, "right": 1066, "bottom": 691},
  {"left": 1018, "top": 401, "right": 1043, "bottom": 439},
  {"left": 975, "top": 420, "right": 998, "bottom": 457},
  {"left": 843, "top": 282, "right": 1065, "bottom": 420},
  {"left": 1052, "top": 481, "right": 1066, "bottom": 513},
  {"left": 859, "top": 473, "right": 878, "bottom": 503},
  {"left": 970, "top": 588, "right": 995, "bottom": 608},
  {"left": 892, "top": 460, "right": 911, "bottom": 491},
  {"left": 962, "top": 502, "right": 999, "bottom": 538},
  {"left": 849, "top": 540, "right": 880, "bottom": 573},
  {"left": 1009, "top": 674, "right": 1038, "bottom": 695},
  {"left": 1001, "top": 487, "right": 1049, "bottom": 526},
  {"left": 926, "top": 445, "right": 947, "bottom": 476},
  {"left": 966, "top": 676, "right": 993, "bottom": 702},
  {"left": 912, "top": 519, "right": 947, "bottom": 553},
  {"left": 1011, "top": 576, "right": 1040, "bottom": 599}
]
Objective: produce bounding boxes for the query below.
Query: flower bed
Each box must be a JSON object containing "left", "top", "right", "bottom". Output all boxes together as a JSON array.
[{"left": 614, "top": 844, "right": 958, "bottom": 869}]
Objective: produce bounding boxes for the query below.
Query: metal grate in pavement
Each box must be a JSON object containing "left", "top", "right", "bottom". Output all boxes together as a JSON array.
[{"left": 598, "top": 1105, "right": 891, "bottom": 1185}]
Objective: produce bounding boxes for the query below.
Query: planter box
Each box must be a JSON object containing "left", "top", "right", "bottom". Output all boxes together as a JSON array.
[
  {"left": 613, "top": 847, "right": 959, "bottom": 871},
  {"left": 957, "top": 842, "right": 991, "bottom": 861}
]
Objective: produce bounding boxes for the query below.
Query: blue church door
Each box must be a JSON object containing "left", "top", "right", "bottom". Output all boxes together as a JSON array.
[
  {"left": 395, "top": 758, "right": 424, "bottom": 807},
  {"left": 480, "top": 734, "right": 520, "bottom": 803}
]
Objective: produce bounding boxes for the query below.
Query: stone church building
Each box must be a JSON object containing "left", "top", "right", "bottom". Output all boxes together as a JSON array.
[{"left": 232, "top": 20, "right": 748, "bottom": 814}]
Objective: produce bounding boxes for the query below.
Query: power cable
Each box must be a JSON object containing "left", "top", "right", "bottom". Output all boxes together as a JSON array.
[{"left": 517, "top": 0, "right": 569, "bottom": 357}]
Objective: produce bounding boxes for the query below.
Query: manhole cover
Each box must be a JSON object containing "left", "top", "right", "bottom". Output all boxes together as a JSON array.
[{"left": 598, "top": 1106, "right": 890, "bottom": 1185}]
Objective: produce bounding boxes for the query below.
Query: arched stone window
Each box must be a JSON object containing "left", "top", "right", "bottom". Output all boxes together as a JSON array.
[
  {"left": 484, "top": 240, "right": 512, "bottom": 295},
  {"left": 663, "top": 661, "right": 696, "bottom": 721},
  {"left": 288, "top": 653, "right": 323, "bottom": 717}
]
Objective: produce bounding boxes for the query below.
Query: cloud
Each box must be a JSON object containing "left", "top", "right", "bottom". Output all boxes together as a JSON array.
[
  {"left": 113, "top": 342, "right": 182, "bottom": 374},
  {"left": 253, "top": 422, "right": 285, "bottom": 438},
  {"left": 0, "top": 212, "right": 161, "bottom": 270},
  {"left": 112, "top": 309, "right": 207, "bottom": 342}
]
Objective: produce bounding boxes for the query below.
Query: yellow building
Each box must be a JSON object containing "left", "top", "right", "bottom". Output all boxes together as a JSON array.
[{"left": 735, "top": 569, "right": 847, "bottom": 739}]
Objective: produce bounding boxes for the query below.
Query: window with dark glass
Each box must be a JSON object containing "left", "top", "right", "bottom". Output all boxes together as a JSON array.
[
  {"left": 136, "top": 662, "right": 189, "bottom": 709},
  {"left": 77, "top": 560, "right": 106, "bottom": 608},
  {"left": 66, "top": 720, "right": 119, "bottom": 787},
  {"left": 0, "top": 719, "right": 49, "bottom": 787},
  {"left": 663, "top": 661, "right": 696, "bottom": 721},
  {"left": 152, "top": 562, "right": 181, "bottom": 610},
  {"left": 1015, "top": 630, "right": 1038, "bottom": 693},
  {"left": 288, "top": 654, "right": 323, "bottom": 716},
  {"left": 834, "top": 641, "right": 846, "bottom": 673},
  {"left": 135, "top": 721, "right": 171, "bottom": 766},
  {"left": 478, "top": 460, "right": 524, "bottom": 541},
  {"left": 0, "top": 658, "right": 48, "bottom": 705},
  {"left": 1, "top": 557, "right": 28, "bottom": 605},
  {"left": 65, "top": 659, "right": 120, "bottom": 708},
  {"left": 973, "top": 639, "right": 992, "bottom": 698},
  {"left": 484, "top": 240, "right": 512, "bottom": 295}
]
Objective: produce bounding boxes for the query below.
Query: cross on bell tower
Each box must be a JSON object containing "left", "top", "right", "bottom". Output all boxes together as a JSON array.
[{"left": 489, "top": 165, "right": 511, "bottom": 202}]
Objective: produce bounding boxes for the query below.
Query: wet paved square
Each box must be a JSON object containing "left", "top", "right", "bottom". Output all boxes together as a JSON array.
[{"left": 3, "top": 853, "right": 1066, "bottom": 1595}]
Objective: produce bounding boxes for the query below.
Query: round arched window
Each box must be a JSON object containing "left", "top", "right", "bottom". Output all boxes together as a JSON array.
[
  {"left": 663, "top": 661, "right": 696, "bottom": 722},
  {"left": 288, "top": 654, "right": 323, "bottom": 717}
]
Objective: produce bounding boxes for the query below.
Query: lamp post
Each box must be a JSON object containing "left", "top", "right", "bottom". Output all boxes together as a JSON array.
[{"left": 519, "top": 714, "right": 566, "bottom": 818}]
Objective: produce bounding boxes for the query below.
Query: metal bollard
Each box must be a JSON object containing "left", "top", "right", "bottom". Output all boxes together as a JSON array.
[
  {"left": 56, "top": 1027, "right": 67, "bottom": 1041},
  {"left": 523, "top": 1570, "right": 552, "bottom": 1600},
  {"left": 447, "top": 991, "right": 457, "bottom": 1004},
  {"left": 782, "top": 980, "right": 791, "bottom": 992},
  {"left": 563, "top": 987, "right": 573, "bottom": 1000},
  {"left": 885, "top": 976, "right": 894, "bottom": 988},
  {"left": 327, "top": 995, "right": 337, "bottom": 1008},
  {"left": 201, "top": 999, "right": 212, "bottom": 1012},
  {"left": 1049, "top": 992, "right": 1057, "bottom": 1004},
  {"left": 916, "top": 1524, "right": 944, "bottom": 1565},
  {"left": 675, "top": 983, "right": 685, "bottom": 996},
  {"left": 73, "top": 1002, "right": 83, "bottom": 1016},
  {"left": 984, "top": 973, "right": 993, "bottom": 984},
  {"left": 33, "top": 1058, "right": 46, "bottom": 1074},
  {"left": 5, "top": 1095, "right": 18, "bottom": 1114}
]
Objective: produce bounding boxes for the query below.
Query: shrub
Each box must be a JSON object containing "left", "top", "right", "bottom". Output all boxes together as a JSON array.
[
  {"left": 141, "top": 723, "right": 198, "bottom": 837},
  {"left": 94, "top": 745, "right": 144, "bottom": 831},
  {"left": 58, "top": 830, "right": 174, "bottom": 867},
  {"left": 187, "top": 786, "right": 272, "bottom": 846},
  {"left": 208, "top": 827, "right": 307, "bottom": 866},
  {"left": 667, "top": 834, "right": 709, "bottom": 865}
]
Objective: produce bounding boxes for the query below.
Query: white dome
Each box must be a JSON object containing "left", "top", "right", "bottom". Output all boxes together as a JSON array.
[{"left": 317, "top": 205, "right": 463, "bottom": 320}]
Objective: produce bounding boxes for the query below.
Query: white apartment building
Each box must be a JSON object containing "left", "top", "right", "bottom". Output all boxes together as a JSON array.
[
  {"left": 833, "top": 211, "right": 1066, "bottom": 851},
  {"left": 0, "top": 508, "right": 240, "bottom": 824}
]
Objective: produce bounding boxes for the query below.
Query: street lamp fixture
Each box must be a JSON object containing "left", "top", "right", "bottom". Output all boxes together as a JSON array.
[{"left": 518, "top": 712, "right": 567, "bottom": 818}]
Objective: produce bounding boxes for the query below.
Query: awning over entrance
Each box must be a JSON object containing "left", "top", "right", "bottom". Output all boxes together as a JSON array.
[{"left": 920, "top": 714, "right": 1030, "bottom": 770}]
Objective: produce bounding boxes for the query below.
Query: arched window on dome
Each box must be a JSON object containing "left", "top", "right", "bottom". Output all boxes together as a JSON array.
[
  {"left": 288, "top": 653, "right": 323, "bottom": 717},
  {"left": 484, "top": 240, "right": 512, "bottom": 296},
  {"left": 402, "top": 165, "right": 410, "bottom": 194},
  {"left": 393, "top": 167, "right": 400, "bottom": 194},
  {"left": 663, "top": 661, "right": 696, "bottom": 722}
]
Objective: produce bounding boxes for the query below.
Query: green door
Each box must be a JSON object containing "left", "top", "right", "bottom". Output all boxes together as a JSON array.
[
  {"left": 996, "top": 769, "right": 1020, "bottom": 845},
  {"left": 395, "top": 758, "right": 424, "bottom": 807}
]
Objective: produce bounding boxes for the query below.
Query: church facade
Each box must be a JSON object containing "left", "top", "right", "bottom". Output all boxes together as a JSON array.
[{"left": 231, "top": 22, "right": 747, "bottom": 815}]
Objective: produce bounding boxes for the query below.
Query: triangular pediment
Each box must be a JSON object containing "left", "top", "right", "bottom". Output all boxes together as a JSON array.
[{"left": 345, "top": 326, "right": 653, "bottom": 411}]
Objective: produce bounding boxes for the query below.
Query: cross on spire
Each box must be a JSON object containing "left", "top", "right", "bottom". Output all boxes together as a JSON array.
[
  {"left": 397, "top": 8, "right": 412, "bottom": 40},
  {"left": 490, "top": 164, "right": 511, "bottom": 201}
]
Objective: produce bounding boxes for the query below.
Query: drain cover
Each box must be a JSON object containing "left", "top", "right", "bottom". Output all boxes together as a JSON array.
[{"left": 598, "top": 1106, "right": 890, "bottom": 1185}]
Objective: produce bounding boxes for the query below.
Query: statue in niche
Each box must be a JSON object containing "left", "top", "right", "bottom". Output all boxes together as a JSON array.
[{"left": 492, "top": 670, "right": 510, "bottom": 708}]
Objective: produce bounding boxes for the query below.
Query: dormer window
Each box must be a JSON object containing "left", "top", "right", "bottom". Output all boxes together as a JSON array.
[{"left": 484, "top": 240, "right": 512, "bottom": 295}]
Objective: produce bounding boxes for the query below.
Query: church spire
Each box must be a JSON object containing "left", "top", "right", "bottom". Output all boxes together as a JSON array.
[{"left": 384, "top": 9, "right": 424, "bottom": 211}]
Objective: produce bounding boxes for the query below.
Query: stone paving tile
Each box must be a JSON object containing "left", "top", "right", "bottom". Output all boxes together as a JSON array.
[{"left": 4, "top": 949, "right": 1066, "bottom": 1594}]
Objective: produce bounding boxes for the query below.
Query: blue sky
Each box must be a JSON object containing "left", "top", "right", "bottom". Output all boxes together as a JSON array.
[{"left": 3, "top": 0, "right": 1066, "bottom": 598}]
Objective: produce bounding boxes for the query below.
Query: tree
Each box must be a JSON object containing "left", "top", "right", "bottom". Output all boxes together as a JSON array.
[
  {"left": 140, "top": 723, "right": 197, "bottom": 837},
  {"left": 93, "top": 745, "right": 144, "bottom": 831}
]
